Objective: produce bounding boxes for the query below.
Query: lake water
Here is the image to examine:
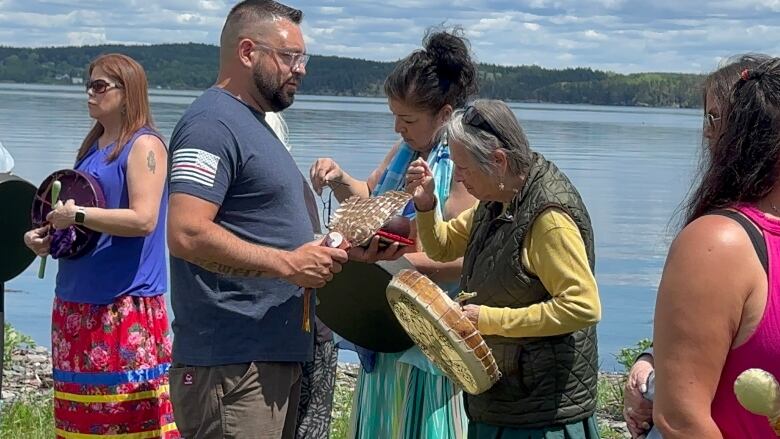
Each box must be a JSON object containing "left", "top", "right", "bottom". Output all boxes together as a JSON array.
[{"left": 0, "top": 83, "right": 703, "bottom": 371}]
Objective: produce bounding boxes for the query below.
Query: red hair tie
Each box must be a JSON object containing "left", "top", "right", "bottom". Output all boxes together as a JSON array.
[{"left": 741, "top": 68, "right": 751, "bottom": 81}]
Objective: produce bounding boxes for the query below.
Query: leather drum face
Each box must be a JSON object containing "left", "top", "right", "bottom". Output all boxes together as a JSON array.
[
  {"left": 316, "top": 257, "right": 415, "bottom": 353},
  {"left": 387, "top": 270, "right": 501, "bottom": 395},
  {"left": 0, "top": 173, "right": 37, "bottom": 282},
  {"left": 31, "top": 169, "right": 106, "bottom": 260}
]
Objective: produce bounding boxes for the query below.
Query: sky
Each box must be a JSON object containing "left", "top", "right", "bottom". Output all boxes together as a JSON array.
[{"left": 1, "top": 1, "right": 780, "bottom": 73}]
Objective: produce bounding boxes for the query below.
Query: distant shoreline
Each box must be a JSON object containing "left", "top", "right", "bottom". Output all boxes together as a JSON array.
[
  {"left": 0, "top": 80, "right": 703, "bottom": 111},
  {"left": 0, "top": 43, "right": 705, "bottom": 109}
]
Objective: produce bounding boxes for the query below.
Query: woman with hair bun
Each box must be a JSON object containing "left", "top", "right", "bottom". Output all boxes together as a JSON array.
[{"left": 310, "top": 28, "right": 479, "bottom": 438}]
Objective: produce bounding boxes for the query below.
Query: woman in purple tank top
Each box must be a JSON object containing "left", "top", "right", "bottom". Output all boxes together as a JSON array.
[
  {"left": 22, "top": 54, "right": 179, "bottom": 439},
  {"left": 651, "top": 58, "right": 780, "bottom": 438}
]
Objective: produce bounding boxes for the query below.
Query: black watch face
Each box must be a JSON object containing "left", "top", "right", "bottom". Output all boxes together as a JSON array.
[{"left": 75, "top": 211, "right": 85, "bottom": 224}]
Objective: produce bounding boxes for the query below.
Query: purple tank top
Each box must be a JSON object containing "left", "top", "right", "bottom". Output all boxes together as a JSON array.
[
  {"left": 711, "top": 204, "right": 780, "bottom": 438},
  {"left": 55, "top": 127, "right": 168, "bottom": 304}
]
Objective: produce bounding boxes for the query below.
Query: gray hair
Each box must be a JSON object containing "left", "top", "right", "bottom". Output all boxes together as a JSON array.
[
  {"left": 444, "top": 99, "right": 531, "bottom": 176},
  {"left": 264, "top": 111, "right": 291, "bottom": 151}
]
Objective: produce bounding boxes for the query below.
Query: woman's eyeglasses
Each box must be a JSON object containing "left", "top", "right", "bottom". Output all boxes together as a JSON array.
[{"left": 85, "top": 79, "right": 121, "bottom": 95}]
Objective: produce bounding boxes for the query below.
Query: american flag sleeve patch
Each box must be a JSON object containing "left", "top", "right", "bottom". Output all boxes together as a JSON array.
[{"left": 170, "top": 148, "right": 221, "bottom": 188}]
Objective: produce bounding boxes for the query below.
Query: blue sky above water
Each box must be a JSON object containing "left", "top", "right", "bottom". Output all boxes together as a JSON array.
[{"left": 1, "top": 1, "right": 780, "bottom": 73}]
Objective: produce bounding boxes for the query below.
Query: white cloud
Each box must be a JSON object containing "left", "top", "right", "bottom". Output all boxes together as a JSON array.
[
  {"left": 468, "top": 15, "right": 515, "bottom": 37},
  {"left": 557, "top": 52, "right": 575, "bottom": 61},
  {"left": 0, "top": 1, "right": 779, "bottom": 73},
  {"left": 176, "top": 13, "right": 208, "bottom": 25},
  {"left": 198, "top": 0, "right": 224, "bottom": 11},
  {"left": 582, "top": 29, "right": 607, "bottom": 41},
  {"left": 319, "top": 6, "right": 343, "bottom": 14},
  {"left": 66, "top": 31, "right": 107, "bottom": 46}
]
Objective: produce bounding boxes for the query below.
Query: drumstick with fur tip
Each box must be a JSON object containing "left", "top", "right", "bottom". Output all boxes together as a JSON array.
[
  {"left": 734, "top": 368, "right": 780, "bottom": 435},
  {"left": 38, "top": 180, "right": 61, "bottom": 279},
  {"left": 302, "top": 231, "right": 350, "bottom": 332}
]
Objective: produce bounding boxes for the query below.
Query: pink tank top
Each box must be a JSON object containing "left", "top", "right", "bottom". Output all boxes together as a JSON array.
[{"left": 711, "top": 204, "right": 780, "bottom": 438}]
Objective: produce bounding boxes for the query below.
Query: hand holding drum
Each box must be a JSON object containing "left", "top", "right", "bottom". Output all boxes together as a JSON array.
[{"left": 37, "top": 180, "right": 61, "bottom": 278}]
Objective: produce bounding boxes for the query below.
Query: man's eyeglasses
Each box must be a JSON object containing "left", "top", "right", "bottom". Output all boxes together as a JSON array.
[
  {"left": 463, "top": 105, "right": 501, "bottom": 139},
  {"left": 85, "top": 79, "right": 121, "bottom": 95},
  {"left": 252, "top": 41, "right": 310, "bottom": 72}
]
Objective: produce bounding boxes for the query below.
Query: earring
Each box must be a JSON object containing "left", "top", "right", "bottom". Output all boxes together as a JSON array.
[{"left": 498, "top": 182, "right": 505, "bottom": 191}]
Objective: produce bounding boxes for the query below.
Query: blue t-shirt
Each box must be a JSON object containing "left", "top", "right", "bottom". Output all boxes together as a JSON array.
[
  {"left": 168, "top": 87, "right": 315, "bottom": 366},
  {"left": 56, "top": 127, "right": 168, "bottom": 304}
]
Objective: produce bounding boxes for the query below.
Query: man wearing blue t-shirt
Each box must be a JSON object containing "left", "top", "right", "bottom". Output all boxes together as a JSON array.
[{"left": 165, "top": 2, "right": 348, "bottom": 438}]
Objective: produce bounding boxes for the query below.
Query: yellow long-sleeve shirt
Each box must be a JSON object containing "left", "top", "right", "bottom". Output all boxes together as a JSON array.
[{"left": 415, "top": 203, "right": 601, "bottom": 338}]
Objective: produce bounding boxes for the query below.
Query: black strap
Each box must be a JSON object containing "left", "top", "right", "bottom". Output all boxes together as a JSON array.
[{"left": 710, "top": 209, "right": 769, "bottom": 274}]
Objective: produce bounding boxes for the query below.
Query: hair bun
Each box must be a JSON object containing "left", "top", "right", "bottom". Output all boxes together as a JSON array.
[
  {"left": 424, "top": 29, "right": 471, "bottom": 82},
  {"left": 384, "top": 26, "right": 478, "bottom": 111}
]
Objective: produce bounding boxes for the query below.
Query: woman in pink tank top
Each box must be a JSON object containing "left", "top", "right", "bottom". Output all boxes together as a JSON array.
[{"left": 652, "top": 58, "right": 780, "bottom": 438}]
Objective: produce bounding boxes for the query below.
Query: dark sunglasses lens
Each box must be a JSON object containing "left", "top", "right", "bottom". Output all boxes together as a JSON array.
[
  {"left": 464, "top": 107, "right": 476, "bottom": 124},
  {"left": 88, "top": 80, "right": 109, "bottom": 94}
]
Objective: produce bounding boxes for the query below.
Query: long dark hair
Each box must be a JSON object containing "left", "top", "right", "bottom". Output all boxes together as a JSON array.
[
  {"left": 702, "top": 54, "right": 771, "bottom": 126},
  {"left": 384, "top": 27, "right": 478, "bottom": 113},
  {"left": 684, "top": 57, "right": 780, "bottom": 224}
]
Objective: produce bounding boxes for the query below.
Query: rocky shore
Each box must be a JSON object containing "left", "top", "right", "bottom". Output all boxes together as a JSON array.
[
  {"left": 2, "top": 347, "right": 629, "bottom": 438},
  {"left": 1, "top": 345, "right": 53, "bottom": 402}
]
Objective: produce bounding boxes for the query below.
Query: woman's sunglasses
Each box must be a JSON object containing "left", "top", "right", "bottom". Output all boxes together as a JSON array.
[
  {"left": 463, "top": 105, "right": 501, "bottom": 139},
  {"left": 85, "top": 79, "right": 121, "bottom": 95},
  {"left": 706, "top": 113, "right": 721, "bottom": 130}
]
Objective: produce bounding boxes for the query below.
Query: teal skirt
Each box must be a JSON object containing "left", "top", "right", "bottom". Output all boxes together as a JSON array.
[
  {"left": 467, "top": 415, "right": 600, "bottom": 439},
  {"left": 348, "top": 352, "right": 468, "bottom": 438}
]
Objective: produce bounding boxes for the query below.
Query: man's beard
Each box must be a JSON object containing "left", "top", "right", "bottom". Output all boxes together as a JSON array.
[{"left": 253, "top": 66, "right": 296, "bottom": 112}]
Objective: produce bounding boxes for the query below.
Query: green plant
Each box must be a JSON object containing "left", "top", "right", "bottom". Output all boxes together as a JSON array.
[
  {"left": 329, "top": 384, "right": 354, "bottom": 439},
  {"left": 599, "top": 423, "right": 626, "bottom": 439},
  {"left": 3, "top": 323, "right": 36, "bottom": 365},
  {"left": 597, "top": 374, "right": 625, "bottom": 418},
  {"left": 615, "top": 338, "right": 653, "bottom": 372},
  {"left": 0, "top": 393, "right": 54, "bottom": 439}
]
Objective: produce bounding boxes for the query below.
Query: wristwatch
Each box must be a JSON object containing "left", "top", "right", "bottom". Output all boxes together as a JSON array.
[{"left": 74, "top": 207, "right": 86, "bottom": 225}]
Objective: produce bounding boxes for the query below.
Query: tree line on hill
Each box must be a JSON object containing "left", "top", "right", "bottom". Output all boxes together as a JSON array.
[{"left": 0, "top": 43, "right": 704, "bottom": 108}]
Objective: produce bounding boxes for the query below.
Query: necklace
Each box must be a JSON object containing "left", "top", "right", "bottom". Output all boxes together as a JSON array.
[{"left": 771, "top": 200, "right": 780, "bottom": 215}]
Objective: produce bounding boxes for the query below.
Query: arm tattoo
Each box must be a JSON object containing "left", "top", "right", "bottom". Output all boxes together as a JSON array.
[
  {"left": 147, "top": 150, "right": 156, "bottom": 174},
  {"left": 191, "top": 258, "right": 267, "bottom": 277}
]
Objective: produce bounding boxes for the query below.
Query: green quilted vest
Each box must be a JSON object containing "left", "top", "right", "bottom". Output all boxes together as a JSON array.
[{"left": 460, "top": 152, "right": 599, "bottom": 428}]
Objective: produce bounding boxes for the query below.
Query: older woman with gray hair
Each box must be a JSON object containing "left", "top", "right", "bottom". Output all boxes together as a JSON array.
[{"left": 406, "top": 99, "right": 602, "bottom": 438}]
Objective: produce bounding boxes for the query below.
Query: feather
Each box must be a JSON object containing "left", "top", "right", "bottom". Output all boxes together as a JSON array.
[{"left": 327, "top": 191, "right": 412, "bottom": 246}]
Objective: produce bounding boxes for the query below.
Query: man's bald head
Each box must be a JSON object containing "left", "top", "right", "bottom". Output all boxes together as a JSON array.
[{"left": 220, "top": 0, "right": 303, "bottom": 54}]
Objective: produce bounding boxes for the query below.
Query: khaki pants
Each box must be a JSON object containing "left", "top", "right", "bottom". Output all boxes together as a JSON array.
[{"left": 170, "top": 362, "right": 302, "bottom": 439}]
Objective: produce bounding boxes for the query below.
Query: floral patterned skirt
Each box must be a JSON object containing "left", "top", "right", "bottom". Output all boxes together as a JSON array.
[{"left": 51, "top": 295, "right": 179, "bottom": 439}]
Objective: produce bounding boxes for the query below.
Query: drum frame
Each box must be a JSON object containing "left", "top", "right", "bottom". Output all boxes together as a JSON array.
[
  {"left": 30, "top": 169, "right": 105, "bottom": 259},
  {"left": 387, "top": 269, "right": 500, "bottom": 395}
]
